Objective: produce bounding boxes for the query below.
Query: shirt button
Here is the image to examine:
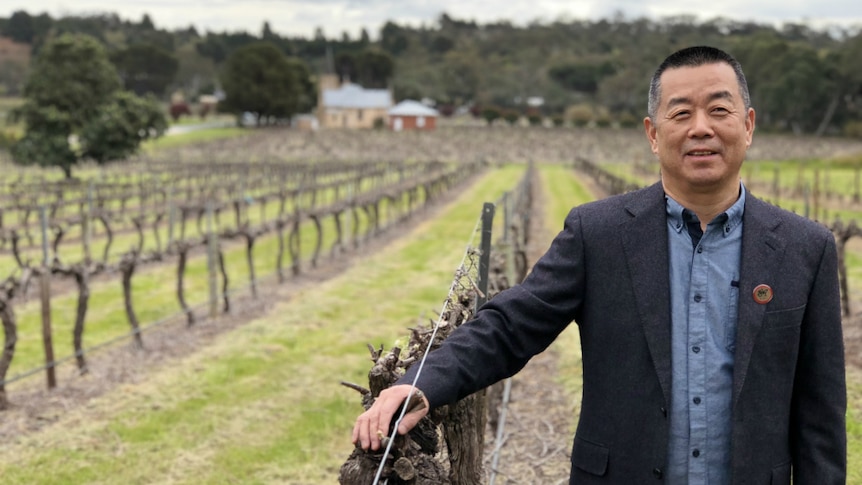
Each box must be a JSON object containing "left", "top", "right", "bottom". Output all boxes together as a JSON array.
[
  {"left": 693, "top": 294, "right": 702, "bottom": 302},
  {"left": 693, "top": 397, "right": 701, "bottom": 405},
  {"left": 653, "top": 467, "right": 663, "bottom": 479},
  {"left": 696, "top": 246, "right": 703, "bottom": 254},
  {"left": 693, "top": 449, "right": 701, "bottom": 458},
  {"left": 692, "top": 346, "right": 700, "bottom": 353}
]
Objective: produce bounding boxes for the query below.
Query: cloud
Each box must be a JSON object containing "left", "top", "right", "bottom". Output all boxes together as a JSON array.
[{"left": 5, "top": 0, "right": 862, "bottom": 37}]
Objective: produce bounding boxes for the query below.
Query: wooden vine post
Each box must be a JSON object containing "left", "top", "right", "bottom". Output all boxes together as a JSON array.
[
  {"left": 207, "top": 202, "right": 219, "bottom": 318},
  {"left": 39, "top": 206, "right": 56, "bottom": 389}
]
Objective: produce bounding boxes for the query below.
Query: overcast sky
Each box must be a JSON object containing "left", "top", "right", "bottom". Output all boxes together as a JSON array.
[{"left": 4, "top": 1, "right": 862, "bottom": 39}]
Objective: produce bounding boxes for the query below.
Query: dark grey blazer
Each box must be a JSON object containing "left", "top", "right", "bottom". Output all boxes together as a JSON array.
[{"left": 402, "top": 182, "right": 846, "bottom": 484}]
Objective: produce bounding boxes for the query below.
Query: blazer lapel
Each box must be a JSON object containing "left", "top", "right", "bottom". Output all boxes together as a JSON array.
[
  {"left": 732, "top": 193, "right": 786, "bottom": 410},
  {"left": 621, "top": 183, "right": 673, "bottom": 406}
]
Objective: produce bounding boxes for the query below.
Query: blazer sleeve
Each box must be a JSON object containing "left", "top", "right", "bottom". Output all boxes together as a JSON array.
[
  {"left": 397, "top": 207, "right": 586, "bottom": 409},
  {"left": 791, "top": 231, "right": 846, "bottom": 483}
]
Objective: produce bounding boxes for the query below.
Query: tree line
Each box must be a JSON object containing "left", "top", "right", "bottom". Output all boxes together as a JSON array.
[{"left": 1, "top": 10, "right": 862, "bottom": 136}]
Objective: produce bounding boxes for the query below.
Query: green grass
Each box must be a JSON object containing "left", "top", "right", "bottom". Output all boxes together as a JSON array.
[
  {"left": 848, "top": 368, "right": 862, "bottom": 483},
  {"left": 142, "top": 126, "right": 249, "bottom": 151},
  {"left": 0, "top": 165, "right": 525, "bottom": 484},
  {"left": 167, "top": 114, "right": 233, "bottom": 127},
  {"left": 536, "top": 164, "right": 596, "bottom": 433}
]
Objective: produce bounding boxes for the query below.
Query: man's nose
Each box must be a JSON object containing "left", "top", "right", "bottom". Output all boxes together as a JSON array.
[{"left": 688, "top": 110, "right": 714, "bottom": 138}]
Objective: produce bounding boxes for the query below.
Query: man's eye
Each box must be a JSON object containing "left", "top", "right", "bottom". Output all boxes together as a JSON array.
[{"left": 672, "top": 111, "right": 690, "bottom": 119}]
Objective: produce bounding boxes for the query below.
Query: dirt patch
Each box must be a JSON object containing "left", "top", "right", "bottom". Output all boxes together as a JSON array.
[{"left": 481, "top": 169, "right": 580, "bottom": 484}]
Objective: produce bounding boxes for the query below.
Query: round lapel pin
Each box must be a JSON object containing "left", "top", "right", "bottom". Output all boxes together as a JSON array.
[{"left": 753, "top": 284, "right": 773, "bottom": 304}]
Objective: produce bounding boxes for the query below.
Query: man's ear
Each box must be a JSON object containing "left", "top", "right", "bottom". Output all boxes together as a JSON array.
[
  {"left": 644, "top": 117, "right": 659, "bottom": 155},
  {"left": 745, "top": 108, "right": 756, "bottom": 148}
]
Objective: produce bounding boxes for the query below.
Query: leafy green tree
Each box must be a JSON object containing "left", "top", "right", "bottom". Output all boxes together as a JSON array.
[
  {"left": 336, "top": 52, "right": 358, "bottom": 83},
  {"left": 548, "top": 60, "right": 617, "bottom": 94},
  {"left": 196, "top": 35, "right": 228, "bottom": 64},
  {"left": 440, "top": 50, "right": 480, "bottom": 104},
  {"left": 287, "top": 57, "right": 316, "bottom": 114},
  {"left": 111, "top": 43, "right": 179, "bottom": 96},
  {"left": 7, "top": 10, "right": 35, "bottom": 43},
  {"left": 10, "top": 33, "right": 166, "bottom": 178},
  {"left": 78, "top": 91, "right": 166, "bottom": 163},
  {"left": 356, "top": 49, "right": 394, "bottom": 89},
  {"left": 219, "top": 41, "right": 312, "bottom": 125},
  {"left": 380, "top": 21, "right": 408, "bottom": 55}
]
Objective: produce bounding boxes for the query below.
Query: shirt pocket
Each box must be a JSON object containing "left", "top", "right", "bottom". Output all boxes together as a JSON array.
[{"left": 726, "top": 283, "right": 739, "bottom": 353}]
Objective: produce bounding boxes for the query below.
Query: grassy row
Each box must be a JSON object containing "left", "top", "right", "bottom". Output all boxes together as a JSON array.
[
  {"left": 536, "top": 164, "right": 593, "bottom": 434},
  {"left": 0, "top": 164, "right": 525, "bottom": 484}
]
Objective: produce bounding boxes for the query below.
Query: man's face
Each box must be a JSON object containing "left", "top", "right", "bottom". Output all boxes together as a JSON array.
[{"left": 644, "top": 62, "right": 755, "bottom": 197}]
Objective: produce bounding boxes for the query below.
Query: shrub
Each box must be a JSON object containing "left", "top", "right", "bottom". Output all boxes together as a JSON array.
[
  {"left": 503, "top": 109, "right": 520, "bottom": 126},
  {"left": 481, "top": 106, "right": 501, "bottom": 125},
  {"left": 0, "top": 128, "right": 17, "bottom": 150},
  {"left": 617, "top": 112, "right": 639, "bottom": 129},
  {"left": 844, "top": 121, "right": 862, "bottom": 139},
  {"left": 565, "top": 103, "right": 593, "bottom": 128}
]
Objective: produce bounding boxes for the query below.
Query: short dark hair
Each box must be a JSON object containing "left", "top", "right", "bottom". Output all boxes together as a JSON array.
[{"left": 647, "top": 46, "right": 751, "bottom": 121}]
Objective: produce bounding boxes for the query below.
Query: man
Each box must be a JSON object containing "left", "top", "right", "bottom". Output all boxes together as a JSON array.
[{"left": 353, "top": 46, "right": 846, "bottom": 484}]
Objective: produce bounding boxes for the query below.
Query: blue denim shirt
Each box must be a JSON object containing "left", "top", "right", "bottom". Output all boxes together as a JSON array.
[{"left": 665, "top": 185, "right": 745, "bottom": 485}]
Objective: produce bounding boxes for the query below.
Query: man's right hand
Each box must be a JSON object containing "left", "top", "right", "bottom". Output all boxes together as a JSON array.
[{"left": 352, "top": 384, "right": 430, "bottom": 451}]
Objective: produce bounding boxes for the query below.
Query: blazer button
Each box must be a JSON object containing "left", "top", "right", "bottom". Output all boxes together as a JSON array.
[
  {"left": 653, "top": 467, "right": 663, "bottom": 479},
  {"left": 660, "top": 407, "right": 667, "bottom": 417}
]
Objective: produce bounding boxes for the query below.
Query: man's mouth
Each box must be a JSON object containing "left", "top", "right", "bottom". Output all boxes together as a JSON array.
[{"left": 687, "top": 150, "right": 717, "bottom": 156}]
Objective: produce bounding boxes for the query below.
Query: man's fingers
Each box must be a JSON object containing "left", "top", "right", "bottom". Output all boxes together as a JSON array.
[{"left": 351, "top": 385, "right": 428, "bottom": 451}]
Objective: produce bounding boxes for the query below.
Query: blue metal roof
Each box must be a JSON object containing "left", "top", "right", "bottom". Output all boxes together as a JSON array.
[{"left": 321, "top": 83, "right": 392, "bottom": 109}]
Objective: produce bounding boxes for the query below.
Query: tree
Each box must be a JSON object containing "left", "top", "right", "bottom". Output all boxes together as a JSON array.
[
  {"left": 380, "top": 21, "right": 408, "bottom": 55},
  {"left": 440, "top": 50, "right": 480, "bottom": 104},
  {"left": 287, "top": 57, "right": 316, "bottom": 114},
  {"left": 219, "top": 41, "right": 311, "bottom": 125},
  {"left": 196, "top": 35, "right": 228, "bottom": 64},
  {"left": 111, "top": 43, "right": 179, "bottom": 96},
  {"left": 78, "top": 91, "right": 166, "bottom": 163},
  {"left": 6, "top": 10, "right": 35, "bottom": 43},
  {"left": 10, "top": 33, "right": 166, "bottom": 178},
  {"left": 548, "top": 60, "right": 617, "bottom": 94},
  {"left": 356, "top": 49, "right": 393, "bottom": 88}
]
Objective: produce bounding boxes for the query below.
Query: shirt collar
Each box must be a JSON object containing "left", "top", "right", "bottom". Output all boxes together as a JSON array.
[{"left": 665, "top": 183, "right": 746, "bottom": 237}]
